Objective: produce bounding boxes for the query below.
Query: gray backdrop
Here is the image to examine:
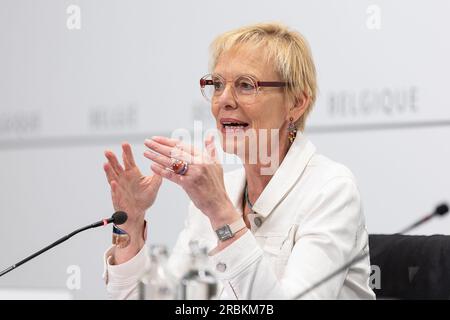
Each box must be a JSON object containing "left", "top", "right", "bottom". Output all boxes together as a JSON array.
[{"left": 0, "top": 0, "right": 449, "bottom": 299}]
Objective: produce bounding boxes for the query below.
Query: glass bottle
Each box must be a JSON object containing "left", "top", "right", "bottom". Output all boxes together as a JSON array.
[
  {"left": 178, "top": 240, "right": 218, "bottom": 300},
  {"left": 138, "top": 244, "right": 177, "bottom": 300}
]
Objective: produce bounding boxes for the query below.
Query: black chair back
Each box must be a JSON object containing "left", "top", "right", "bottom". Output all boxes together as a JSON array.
[{"left": 369, "top": 234, "right": 450, "bottom": 299}]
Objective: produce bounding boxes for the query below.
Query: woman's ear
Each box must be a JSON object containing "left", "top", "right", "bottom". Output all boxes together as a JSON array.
[{"left": 288, "top": 91, "right": 309, "bottom": 123}]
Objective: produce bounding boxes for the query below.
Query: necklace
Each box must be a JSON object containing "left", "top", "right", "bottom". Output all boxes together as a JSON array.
[{"left": 244, "top": 182, "right": 254, "bottom": 211}]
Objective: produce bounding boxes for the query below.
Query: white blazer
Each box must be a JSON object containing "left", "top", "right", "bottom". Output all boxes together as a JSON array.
[{"left": 103, "top": 132, "right": 376, "bottom": 300}]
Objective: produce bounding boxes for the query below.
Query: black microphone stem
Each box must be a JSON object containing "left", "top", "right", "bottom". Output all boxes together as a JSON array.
[
  {"left": 0, "top": 224, "right": 100, "bottom": 278},
  {"left": 398, "top": 215, "right": 432, "bottom": 234}
]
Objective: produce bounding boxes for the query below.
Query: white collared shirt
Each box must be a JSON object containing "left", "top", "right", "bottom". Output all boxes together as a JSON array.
[{"left": 103, "top": 133, "right": 376, "bottom": 300}]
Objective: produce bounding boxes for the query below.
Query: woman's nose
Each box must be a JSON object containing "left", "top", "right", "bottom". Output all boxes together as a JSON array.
[{"left": 216, "top": 83, "right": 238, "bottom": 109}]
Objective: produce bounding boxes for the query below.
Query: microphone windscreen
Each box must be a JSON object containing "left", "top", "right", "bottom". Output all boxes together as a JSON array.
[
  {"left": 435, "top": 204, "right": 449, "bottom": 216},
  {"left": 112, "top": 211, "right": 128, "bottom": 225}
]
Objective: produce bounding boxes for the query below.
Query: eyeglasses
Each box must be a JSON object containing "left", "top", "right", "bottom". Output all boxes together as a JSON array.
[{"left": 199, "top": 73, "right": 286, "bottom": 104}]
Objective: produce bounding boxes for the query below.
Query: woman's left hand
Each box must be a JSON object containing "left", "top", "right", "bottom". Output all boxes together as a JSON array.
[{"left": 143, "top": 135, "right": 240, "bottom": 229}]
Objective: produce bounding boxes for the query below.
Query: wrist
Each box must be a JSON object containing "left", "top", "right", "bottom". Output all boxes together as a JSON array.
[
  {"left": 113, "top": 219, "right": 147, "bottom": 249},
  {"left": 116, "top": 210, "right": 145, "bottom": 233},
  {"left": 210, "top": 228, "right": 247, "bottom": 255},
  {"left": 218, "top": 227, "right": 247, "bottom": 245},
  {"left": 208, "top": 202, "right": 241, "bottom": 230}
]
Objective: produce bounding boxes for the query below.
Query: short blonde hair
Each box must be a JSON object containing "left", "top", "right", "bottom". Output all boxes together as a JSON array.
[{"left": 209, "top": 22, "right": 317, "bottom": 131}]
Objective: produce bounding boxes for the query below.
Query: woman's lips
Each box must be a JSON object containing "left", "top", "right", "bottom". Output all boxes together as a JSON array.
[
  {"left": 219, "top": 118, "right": 250, "bottom": 133},
  {"left": 221, "top": 126, "right": 249, "bottom": 134},
  {"left": 220, "top": 122, "right": 250, "bottom": 134}
]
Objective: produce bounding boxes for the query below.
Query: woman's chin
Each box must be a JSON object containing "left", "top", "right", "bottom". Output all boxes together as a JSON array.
[
  {"left": 219, "top": 136, "right": 251, "bottom": 159},
  {"left": 216, "top": 127, "right": 259, "bottom": 159}
]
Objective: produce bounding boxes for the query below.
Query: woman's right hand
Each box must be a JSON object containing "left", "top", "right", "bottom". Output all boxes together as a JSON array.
[{"left": 103, "top": 142, "right": 162, "bottom": 245}]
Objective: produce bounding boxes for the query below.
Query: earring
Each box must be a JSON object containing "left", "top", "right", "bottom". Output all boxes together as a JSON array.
[{"left": 288, "top": 117, "right": 297, "bottom": 144}]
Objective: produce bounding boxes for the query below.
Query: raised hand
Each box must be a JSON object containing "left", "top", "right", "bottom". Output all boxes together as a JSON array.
[
  {"left": 103, "top": 142, "right": 162, "bottom": 234},
  {"left": 143, "top": 135, "right": 240, "bottom": 230}
]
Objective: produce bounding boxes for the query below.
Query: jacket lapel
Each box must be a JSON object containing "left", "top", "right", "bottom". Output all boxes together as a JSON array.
[
  {"left": 222, "top": 132, "right": 316, "bottom": 219},
  {"left": 252, "top": 132, "right": 316, "bottom": 218}
]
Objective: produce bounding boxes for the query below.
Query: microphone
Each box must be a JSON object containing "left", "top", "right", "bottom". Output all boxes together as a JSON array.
[
  {"left": 88, "top": 211, "right": 128, "bottom": 228},
  {"left": 294, "top": 203, "right": 449, "bottom": 299},
  {"left": 0, "top": 211, "right": 128, "bottom": 278},
  {"left": 398, "top": 203, "right": 448, "bottom": 234}
]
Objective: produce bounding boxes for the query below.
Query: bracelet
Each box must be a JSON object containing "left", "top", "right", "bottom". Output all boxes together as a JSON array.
[
  {"left": 112, "top": 220, "right": 147, "bottom": 249},
  {"left": 112, "top": 225, "right": 131, "bottom": 249}
]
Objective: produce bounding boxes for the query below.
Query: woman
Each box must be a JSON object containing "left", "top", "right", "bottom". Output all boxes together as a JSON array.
[{"left": 102, "top": 23, "right": 375, "bottom": 299}]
